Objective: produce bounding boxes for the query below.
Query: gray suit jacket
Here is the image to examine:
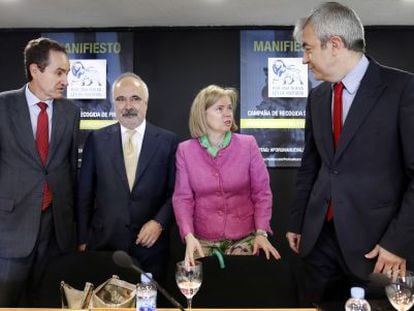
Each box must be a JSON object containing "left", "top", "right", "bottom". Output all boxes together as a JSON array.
[
  {"left": 288, "top": 59, "right": 414, "bottom": 278},
  {"left": 0, "top": 86, "right": 80, "bottom": 258}
]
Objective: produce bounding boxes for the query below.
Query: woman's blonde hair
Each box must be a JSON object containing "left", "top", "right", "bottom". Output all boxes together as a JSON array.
[{"left": 189, "top": 85, "right": 238, "bottom": 138}]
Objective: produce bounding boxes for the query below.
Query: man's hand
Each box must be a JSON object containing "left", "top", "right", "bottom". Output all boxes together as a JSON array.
[
  {"left": 286, "top": 231, "right": 301, "bottom": 254},
  {"left": 365, "top": 244, "right": 406, "bottom": 277},
  {"left": 78, "top": 244, "right": 87, "bottom": 252},
  {"left": 136, "top": 220, "right": 163, "bottom": 248}
]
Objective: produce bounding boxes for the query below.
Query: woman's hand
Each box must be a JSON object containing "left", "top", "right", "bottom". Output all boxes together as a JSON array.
[
  {"left": 253, "top": 235, "right": 281, "bottom": 260},
  {"left": 184, "top": 233, "right": 205, "bottom": 266}
]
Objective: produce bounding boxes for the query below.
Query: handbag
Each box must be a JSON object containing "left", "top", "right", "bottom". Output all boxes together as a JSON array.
[
  {"left": 92, "top": 274, "right": 136, "bottom": 308},
  {"left": 60, "top": 275, "right": 136, "bottom": 308},
  {"left": 60, "top": 281, "right": 94, "bottom": 309}
]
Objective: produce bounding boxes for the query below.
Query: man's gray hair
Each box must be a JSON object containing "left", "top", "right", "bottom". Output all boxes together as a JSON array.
[
  {"left": 111, "top": 72, "right": 149, "bottom": 102},
  {"left": 293, "top": 2, "right": 365, "bottom": 53}
]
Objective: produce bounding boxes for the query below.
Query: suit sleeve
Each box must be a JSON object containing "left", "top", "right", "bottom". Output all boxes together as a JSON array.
[
  {"left": 287, "top": 90, "right": 322, "bottom": 234},
  {"left": 76, "top": 132, "right": 96, "bottom": 245},
  {"left": 172, "top": 144, "right": 196, "bottom": 240},
  {"left": 152, "top": 133, "right": 179, "bottom": 230},
  {"left": 379, "top": 74, "right": 414, "bottom": 260},
  {"left": 249, "top": 136, "right": 273, "bottom": 234}
]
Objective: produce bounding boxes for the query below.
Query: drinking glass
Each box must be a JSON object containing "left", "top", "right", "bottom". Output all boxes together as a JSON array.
[
  {"left": 175, "top": 260, "right": 203, "bottom": 310},
  {"left": 386, "top": 271, "right": 414, "bottom": 311}
]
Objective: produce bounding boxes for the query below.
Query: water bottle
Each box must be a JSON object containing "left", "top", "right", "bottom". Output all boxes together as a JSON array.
[
  {"left": 136, "top": 273, "right": 157, "bottom": 311},
  {"left": 344, "top": 287, "right": 371, "bottom": 311}
]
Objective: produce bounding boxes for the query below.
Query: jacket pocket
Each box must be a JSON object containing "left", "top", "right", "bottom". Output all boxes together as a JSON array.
[{"left": 0, "top": 197, "right": 15, "bottom": 213}]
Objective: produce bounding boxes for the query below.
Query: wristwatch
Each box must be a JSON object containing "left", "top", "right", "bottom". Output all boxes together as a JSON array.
[{"left": 255, "top": 229, "right": 268, "bottom": 238}]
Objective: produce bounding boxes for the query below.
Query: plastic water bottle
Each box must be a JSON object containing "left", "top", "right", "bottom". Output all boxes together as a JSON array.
[
  {"left": 344, "top": 287, "right": 371, "bottom": 311},
  {"left": 136, "top": 273, "right": 157, "bottom": 311}
]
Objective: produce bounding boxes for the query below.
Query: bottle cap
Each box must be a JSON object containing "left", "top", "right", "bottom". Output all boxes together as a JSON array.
[
  {"left": 141, "top": 272, "right": 153, "bottom": 284},
  {"left": 350, "top": 287, "right": 365, "bottom": 299}
]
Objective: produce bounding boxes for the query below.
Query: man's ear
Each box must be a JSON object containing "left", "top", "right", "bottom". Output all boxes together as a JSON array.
[
  {"left": 29, "top": 63, "right": 39, "bottom": 78},
  {"left": 330, "top": 35, "right": 345, "bottom": 52}
]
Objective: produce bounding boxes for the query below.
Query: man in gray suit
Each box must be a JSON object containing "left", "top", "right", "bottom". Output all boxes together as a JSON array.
[
  {"left": 286, "top": 2, "right": 414, "bottom": 305},
  {"left": 0, "top": 38, "right": 80, "bottom": 306},
  {"left": 77, "top": 73, "right": 178, "bottom": 282}
]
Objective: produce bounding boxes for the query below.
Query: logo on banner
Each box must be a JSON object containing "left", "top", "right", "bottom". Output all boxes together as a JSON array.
[
  {"left": 67, "top": 59, "right": 107, "bottom": 99},
  {"left": 268, "top": 58, "right": 308, "bottom": 98}
]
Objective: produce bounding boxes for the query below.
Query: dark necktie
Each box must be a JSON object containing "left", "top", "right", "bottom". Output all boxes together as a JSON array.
[
  {"left": 333, "top": 82, "right": 344, "bottom": 147},
  {"left": 37, "top": 102, "right": 52, "bottom": 210},
  {"left": 326, "top": 82, "right": 344, "bottom": 221}
]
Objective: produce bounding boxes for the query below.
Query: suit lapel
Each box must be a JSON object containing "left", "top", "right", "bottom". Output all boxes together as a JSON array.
[
  {"left": 312, "top": 83, "right": 335, "bottom": 161},
  {"left": 106, "top": 123, "right": 131, "bottom": 191},
  {"left": 134, "top": 123, "right": 160, "bottom": 187},
  {"left": 9, "top": 87, "right": 43, "bottom": 166},
  {"left": 47, "top": 99, "right": 68, "bottom": 165},
  {"left": 334, "top": 61, "right": 386, "bottom": 161}
]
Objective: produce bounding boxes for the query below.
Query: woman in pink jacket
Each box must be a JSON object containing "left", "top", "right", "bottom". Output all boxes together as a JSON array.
[{"left": 173, "top": 85, "right": 281, "bottom": 265}]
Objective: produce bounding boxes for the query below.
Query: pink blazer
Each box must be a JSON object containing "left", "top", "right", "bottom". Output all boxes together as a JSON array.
[{"left": 173, "top": 133, "right": 273, "bottom": 241}]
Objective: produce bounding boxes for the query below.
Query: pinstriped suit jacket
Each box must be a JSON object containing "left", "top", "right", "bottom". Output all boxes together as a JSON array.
[{"left": 0, "top": 86, "right": 80, "bottom": 258}]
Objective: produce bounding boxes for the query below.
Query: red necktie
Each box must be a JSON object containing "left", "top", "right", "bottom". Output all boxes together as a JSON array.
[
  {"left": 36, "top": 102, "right": 52, "bottom": 210},
  {"left": 326, "top": 82, "right": 344, "bottom": 221}
]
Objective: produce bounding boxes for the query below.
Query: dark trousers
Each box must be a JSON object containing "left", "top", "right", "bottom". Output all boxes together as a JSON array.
[
  {"left": 298, "top": 221, "right": 367, "bottom": 307},
  {"left": 0, "top": 207, "right": 61, "bottom": 307},
  {"left": 128, "top": 233, "right": 169, "bottom": 284}
]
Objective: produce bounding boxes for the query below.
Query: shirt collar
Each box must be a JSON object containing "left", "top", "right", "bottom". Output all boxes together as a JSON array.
[
  {"left": 199, "top": 131, "right": 232, "bottom": 157},
  {"left": 25, "top": 83, "right": 54, "bottom": 108},
  {"left": 120, "top": 119, "right": 146, "bottom": 137},
  {"left": 340, "top": 54, "right": 369, "bottom": 94}
]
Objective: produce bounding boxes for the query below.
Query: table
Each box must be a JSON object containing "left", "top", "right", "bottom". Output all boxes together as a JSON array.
[{"left": 0, "top": 309, "right": 318, "bottom": 311}]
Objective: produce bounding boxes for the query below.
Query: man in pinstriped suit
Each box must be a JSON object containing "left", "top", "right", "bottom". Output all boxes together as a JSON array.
[{"left": 0, "top": 38, "right": 80, "bottom": 307}]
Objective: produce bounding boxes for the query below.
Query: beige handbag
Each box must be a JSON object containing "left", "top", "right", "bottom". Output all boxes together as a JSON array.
[
  {"left": 61, "top": 275, "right": 136, "bottom": 309},
  {"left": 92, "top": 275, "right": 136, "bottom": 308},
  {"left": 60, "top": 281, "right": 94, "bottom": 309}
]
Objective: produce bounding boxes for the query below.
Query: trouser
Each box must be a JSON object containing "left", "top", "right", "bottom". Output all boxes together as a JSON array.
[
  {"left": 196, "top": 234, "right": 255, "bottom": 257},
  {"left": 0, "top": 207, "right": 61, "bottom": 307},
  {"left": 128, "top": 233, "right": 169, "bottom": 283},
  {"left": 298, "top": 221, "right": 367, "bottom": 307}
]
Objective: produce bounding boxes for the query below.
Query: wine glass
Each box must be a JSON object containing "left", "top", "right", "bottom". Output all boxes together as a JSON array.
[
  {"left": 386, "top": 271, "right": 414, "bottom": 311},
  {"left": 175, "top": 260, "right": 203, "bottom": 310}
]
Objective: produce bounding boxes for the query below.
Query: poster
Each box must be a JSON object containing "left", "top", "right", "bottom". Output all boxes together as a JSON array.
[
  {"left": 42, "top": 32, "right": 133, "bottom": 134},
  {"left": 240, "top": 30, "right": 319, "bottom": 167}
]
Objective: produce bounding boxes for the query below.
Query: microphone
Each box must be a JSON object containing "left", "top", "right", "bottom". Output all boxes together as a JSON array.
[{"left": 113, "top": 250, "right": 185, "bottom": 311}]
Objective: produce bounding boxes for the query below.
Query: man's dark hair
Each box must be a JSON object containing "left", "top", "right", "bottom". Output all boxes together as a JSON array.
[{"left": 24, "top": 37, "right": 67, "bottom": 81}]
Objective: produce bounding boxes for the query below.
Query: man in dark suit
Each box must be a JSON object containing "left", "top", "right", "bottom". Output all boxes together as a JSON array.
[
  {"left": 77, "top": 72, "right": 179, "bottom": 281},
  {"left": 0, "top": 38, "right": 80, "bottom": 307},
  {"left": 286, "top": 2, "right": 414, "bottom": 305}
]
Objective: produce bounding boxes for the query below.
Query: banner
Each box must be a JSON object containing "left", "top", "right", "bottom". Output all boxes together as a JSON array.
[{"left": 240, "top": 30, "right": 319, "bottom": 167}]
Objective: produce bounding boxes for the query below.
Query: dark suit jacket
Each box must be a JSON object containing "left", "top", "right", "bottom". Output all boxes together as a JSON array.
[
  {"left": 76, "top": 122, "right": 179, "bottom": 254},
  {"left": 288, "top": 59, "right": 414, "bottom": 278},
  {"left": 0, "top": 86, "right": 80, "bottom": 258}
]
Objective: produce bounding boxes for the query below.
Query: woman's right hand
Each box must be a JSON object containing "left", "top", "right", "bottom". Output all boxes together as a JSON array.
[{"left": 184, "top": 233, "right": 205, "bottom": 266}]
